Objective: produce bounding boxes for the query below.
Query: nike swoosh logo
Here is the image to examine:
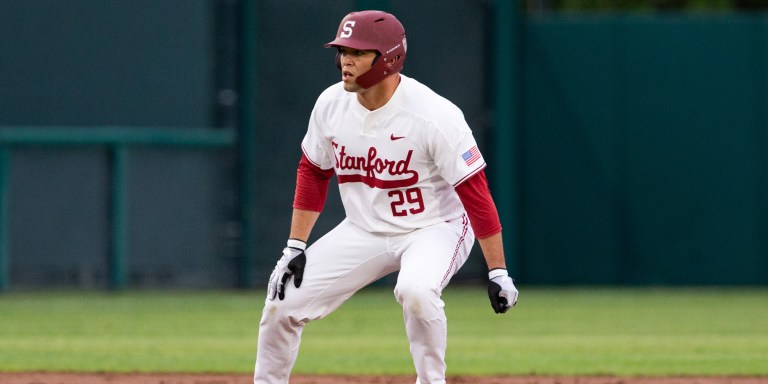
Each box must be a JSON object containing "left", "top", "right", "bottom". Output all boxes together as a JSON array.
[{"left": 390, "top": 134, "right": 405, "bottom": 141}]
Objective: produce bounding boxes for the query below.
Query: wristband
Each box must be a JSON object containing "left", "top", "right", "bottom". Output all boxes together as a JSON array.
[
  {"left": 488, "top": 269, "right": 507, "bottom": 280},
  {"left": 287, "top": 238, "right": 307, "bottom": 251}
]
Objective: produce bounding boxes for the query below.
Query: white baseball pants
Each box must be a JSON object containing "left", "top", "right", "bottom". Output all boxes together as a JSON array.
[{"left": 253, "top": 215, "right": 474, "bottom": 384}]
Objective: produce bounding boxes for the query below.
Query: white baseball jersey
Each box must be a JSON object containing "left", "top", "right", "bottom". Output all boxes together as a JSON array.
[{"left": 301, "top": 74, "right": 486, "bottom": 235}]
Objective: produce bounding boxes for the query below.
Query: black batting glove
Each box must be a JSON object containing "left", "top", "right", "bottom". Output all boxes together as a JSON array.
[
  {"left": 487, "top": 269, "right": 518, "bottom": 314},
  {"left": 267, "top": 239, "right": 307, "bottom": 301}
]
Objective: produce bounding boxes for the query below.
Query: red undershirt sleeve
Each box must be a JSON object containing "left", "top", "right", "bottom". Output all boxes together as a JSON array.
[
  {"left": 293, "top": 153, "right": 335, "bottom": 212},
  {"left": 454, "top": 169, "right": 502, "bottom": 239}
]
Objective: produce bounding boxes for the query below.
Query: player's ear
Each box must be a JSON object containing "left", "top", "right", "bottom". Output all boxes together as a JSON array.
[{"left": 385, "top": 55, "right": 401, "bottom": 68}]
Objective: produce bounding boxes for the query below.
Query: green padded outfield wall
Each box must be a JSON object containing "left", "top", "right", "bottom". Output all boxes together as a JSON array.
[
  {"left": 0, "top": 0, "right": 230, "bottom": 288},
  {"left": 520, "top": 14, "right": 768, "bottom": 285},
  {"left": 3, "top": 1, "right": 768, "bottom": 288}
]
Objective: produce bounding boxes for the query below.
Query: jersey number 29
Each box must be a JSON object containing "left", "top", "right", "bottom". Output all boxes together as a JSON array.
[{"left": 388, "top": 188, "right": 425, "bottom": 217}]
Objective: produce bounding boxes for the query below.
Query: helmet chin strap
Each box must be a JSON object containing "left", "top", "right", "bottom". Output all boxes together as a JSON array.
[{"left": 355, "top": 54, "right": 397, "bottom": 89}]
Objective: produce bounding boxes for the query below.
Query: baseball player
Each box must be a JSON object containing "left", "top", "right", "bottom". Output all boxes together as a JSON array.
[{"left": 253, "top": 10, "right": 518, "bottom": 384}]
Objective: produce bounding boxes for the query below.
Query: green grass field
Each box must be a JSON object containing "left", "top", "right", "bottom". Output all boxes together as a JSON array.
[{"left": 0, "top": 286, "right": 766, "bottom": 376}]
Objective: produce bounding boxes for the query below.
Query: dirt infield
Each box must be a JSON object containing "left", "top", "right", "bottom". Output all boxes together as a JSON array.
[{"left": 0, "top": 373, "right": 766, "bottom": 384}]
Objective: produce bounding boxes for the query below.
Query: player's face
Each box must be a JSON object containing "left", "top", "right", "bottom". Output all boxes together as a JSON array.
[{"left": 337, "top": 47, "right": 378, "bottom": 92}]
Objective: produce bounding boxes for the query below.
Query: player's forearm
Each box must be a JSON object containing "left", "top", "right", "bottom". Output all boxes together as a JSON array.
[
  {"left": 477, "top": 232, "right": 507, "bottom": 271},
  {"left": 289, "top": 208, "right": 321, "bottom": 242}
]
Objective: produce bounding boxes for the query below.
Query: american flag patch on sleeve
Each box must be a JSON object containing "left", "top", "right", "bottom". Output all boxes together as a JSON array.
[{"left": 461, "top": 146, "right": 481, "bottom": 166}]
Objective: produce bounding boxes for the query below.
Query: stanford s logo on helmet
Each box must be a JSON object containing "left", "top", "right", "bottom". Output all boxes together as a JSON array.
[{"left": 324, "top": 10, "right": 407, "bottom": 89}]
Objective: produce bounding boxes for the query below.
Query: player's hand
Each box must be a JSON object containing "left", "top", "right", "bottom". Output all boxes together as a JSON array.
[
  {"left": 267, "top": 239, "right": 307, "bottom": 301},
  {"left": 487, "top": 269, "right": 518, "bottom": 314}
]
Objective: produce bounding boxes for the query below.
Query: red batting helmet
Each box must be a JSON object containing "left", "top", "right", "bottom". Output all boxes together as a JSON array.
[{"left": 324, "top": 10, "right": 407, "bottom": 89}]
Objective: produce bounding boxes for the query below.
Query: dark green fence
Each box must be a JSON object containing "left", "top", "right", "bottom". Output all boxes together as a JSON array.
[
  {"left": 519, "top": 14, "right": 768, "bottom": 285},
  {"left": 2, "top": 1, "right": 767, "bottom": 289},
  {"left": 0, "top": 127, "right": 235, "bottom": 290},
  {"left": 0, "top": 0, "right": 236, "bottom": 290}
]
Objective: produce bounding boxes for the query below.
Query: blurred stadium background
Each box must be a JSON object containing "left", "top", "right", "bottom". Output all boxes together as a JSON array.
[{"left": 1, "top": 0, "right": 767, "bottom": 291}]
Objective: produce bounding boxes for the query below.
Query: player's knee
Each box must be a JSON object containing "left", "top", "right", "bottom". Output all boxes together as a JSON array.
[
  {"left": 394, "top": 283, "right": 442, "bottom": 320},
  {"left": 261, "top": 299, "right": 307, "bottom": 327}
]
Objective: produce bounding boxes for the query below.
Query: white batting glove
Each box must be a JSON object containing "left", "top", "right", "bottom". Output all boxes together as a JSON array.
[
  {"left": 487, "top": 269, "right": 518, "bottom": 314},
  {"left": 267, "top": 239, "right": 307, "bottom": 301}
]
